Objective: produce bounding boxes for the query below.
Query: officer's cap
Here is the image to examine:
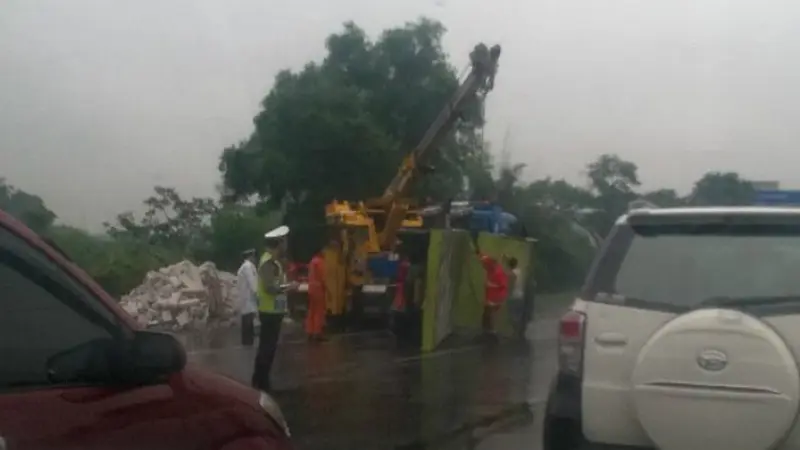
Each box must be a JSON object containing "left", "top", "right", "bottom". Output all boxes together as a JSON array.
[{"left": 264, "top": 225, "right": 290, "bottom": 240}]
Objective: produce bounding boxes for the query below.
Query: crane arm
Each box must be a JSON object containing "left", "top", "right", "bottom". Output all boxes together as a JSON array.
[{"left": 375, "top": 43, "right": 502, "bottom": 206}]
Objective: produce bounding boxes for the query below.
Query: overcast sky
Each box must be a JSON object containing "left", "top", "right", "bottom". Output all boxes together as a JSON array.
[{"left": 3, "top": 0, "right": 800, "bottom": 229}]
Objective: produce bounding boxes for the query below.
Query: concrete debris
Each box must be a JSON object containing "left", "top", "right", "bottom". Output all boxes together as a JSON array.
[{"left": 119, "top": 260, "right": 240, "bottom": 331}]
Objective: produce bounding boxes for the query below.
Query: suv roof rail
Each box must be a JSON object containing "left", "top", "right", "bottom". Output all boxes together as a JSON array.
[{"left": 628, "top": 199, "right": 658, "bottom": 210}]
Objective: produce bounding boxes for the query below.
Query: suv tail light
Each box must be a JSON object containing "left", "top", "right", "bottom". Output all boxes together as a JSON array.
[{"left": 558, "top": 310, "right": 586, "bottom": 376}]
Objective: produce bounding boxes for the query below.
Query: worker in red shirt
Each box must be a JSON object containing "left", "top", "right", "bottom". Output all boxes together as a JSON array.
[
  {"left": 305, "top": 250, "right": 327, "bottom": 341},
  {"left": 390, "top": 255, "right": 412, "bottom": 342},
  {"left": 481, "top": 254, "right": 508, "bottom": 339},
  {"left": 392, "top": 256, "right": 411, "bottom": 312}
]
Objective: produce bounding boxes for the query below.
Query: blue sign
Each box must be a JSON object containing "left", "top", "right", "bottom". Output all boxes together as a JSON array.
[{"left": 755, "top": 190, "right": 800, "bottom": 205}]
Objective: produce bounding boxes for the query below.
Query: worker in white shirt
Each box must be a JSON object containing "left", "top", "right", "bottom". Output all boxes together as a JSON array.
[
  {"left": 505, "top": 256, "right": 530, "bottom": 340},
  {"left": 237, "top": 248, "right": 259, "bottom": 346}
]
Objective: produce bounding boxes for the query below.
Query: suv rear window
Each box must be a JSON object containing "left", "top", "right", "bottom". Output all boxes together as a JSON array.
[{"left": 582, "top": 218, "right": 800, "bottom": 311}]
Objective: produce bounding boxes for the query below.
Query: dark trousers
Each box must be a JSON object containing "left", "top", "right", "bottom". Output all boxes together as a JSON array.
[
  {"left": 252, "top": 313, "right": 284, "bottom": 391},
  {"left": 241, "top": 312, "right": 256, "bottom": 346},
  {"left": 508, "top": 298, "right": 525, "bottom": 338},
  {"left": 348, "top": 291, "right": 365, "bottom": 330},
  {"left": 482, "top": 304, "right": 500, "bottom": 334},
  {"left": 522, "top": 293, "right": 534, "bottom": 327}
]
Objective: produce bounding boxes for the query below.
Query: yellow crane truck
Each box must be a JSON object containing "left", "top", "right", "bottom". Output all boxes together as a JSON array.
[{"left": 321, "top": 43, "right": 502, "bottom": 329}]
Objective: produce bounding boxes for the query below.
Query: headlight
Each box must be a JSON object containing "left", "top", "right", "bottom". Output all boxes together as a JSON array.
[{"left": 259, "top": 391, "right": 291, "bottom": 437}]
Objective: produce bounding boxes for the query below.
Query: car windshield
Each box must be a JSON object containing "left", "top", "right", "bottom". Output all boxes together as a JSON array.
[
  {"left": 10, "top": 1, "right": 800, "bottom": 448},
  {"left": 585, "top": 221, "right": 800, "bottom": 309}
]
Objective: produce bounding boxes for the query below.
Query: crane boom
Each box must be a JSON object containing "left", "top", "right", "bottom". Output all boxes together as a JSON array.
[
  {"left": 320, "top": 42, "right": 503, "bottom": 324},
  {"left": 369, "top": 43, "right": 501, "bottom": 249},
  {"left": 375, "top": 43, "right": 502, "bottom": 206}
]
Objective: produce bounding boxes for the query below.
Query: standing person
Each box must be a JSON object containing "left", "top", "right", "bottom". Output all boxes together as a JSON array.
[
  {"left": 237, "top": 249, "right": 259, "bottom": 346},
  {"left": 481, "top": 255, "right": 508, "bottom": 339},
  {"left": 505, "top": 257, "right": 526, "bottom": 340},
  {"left": 390, "top": 255, "right": 411, "bottom": 341},
  {"left": 305, "top": 250, "right": 327, "bottom": 341},
  {"left": 252, "top": 225, "right": 294, "bottom": 391}
]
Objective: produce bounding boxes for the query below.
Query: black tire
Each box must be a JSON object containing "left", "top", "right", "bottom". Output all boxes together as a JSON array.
[
  {"left": 349, "top": 292, "right": 367, "bottom": 330},
  {"left": 542, "top": 414, "right": 587, "bottom": 450}
]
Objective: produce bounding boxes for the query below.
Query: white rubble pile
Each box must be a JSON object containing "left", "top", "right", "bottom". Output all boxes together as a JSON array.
[{"left": 119, "top": 260, "right": 239, "bottom": 331}]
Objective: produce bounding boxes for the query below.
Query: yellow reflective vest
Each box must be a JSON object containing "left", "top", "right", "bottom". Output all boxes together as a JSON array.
[{"left": 256, "top": 251, "right": 285, "bottom": 313}]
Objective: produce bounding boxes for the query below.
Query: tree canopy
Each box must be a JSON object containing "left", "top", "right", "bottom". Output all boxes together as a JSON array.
[
  {"left": 0, "top": 18, "right": 773, "bottom": 297},
  {"left": 689, "top": 172, "right": 756, "bottom": 206},
  {"left": 0, "top": 178, "right": 56, "bottom": 233},
  {"left": 0, "top": 157, "right": 767, "bottom": 296},
  {"left": 219, "top": 19, "right": 491, "bottom": 211}
]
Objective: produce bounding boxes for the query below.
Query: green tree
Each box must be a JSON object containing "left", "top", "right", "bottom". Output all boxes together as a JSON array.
[
  {"left": 105, "top": 186, "right": 217, "bottom": 254},
  {"left": 525, "top": 178, "right": 595, "bottom": 212},
  {"left": 198, "top": 205, "right": 282, "bottom": 271},
  {"left": 689, "top": 172, "right": 755, "bottom": 206},
  {"left": 641, "top": 188, "right": 684, "bottom": 207},
  {"left": 495, "top": 163, "right": 527, "bottom": 210},
  {"left": 0, "top": 178, "right": 57, "bottom": 232},
  {"left": 462, "top": 148, "right": 495, "bottom": 201},
  {"left": 219, "top": 18, "right": 491, "bottom": 215},
  {"left": 587, "top": 154, "right": 640, "bottom": 196},
  {"left": 46, "top": 225, "right": 182, "bottom": 297},
  {"left": 585, "top": 154, "right": 641, "bottom": 236}
]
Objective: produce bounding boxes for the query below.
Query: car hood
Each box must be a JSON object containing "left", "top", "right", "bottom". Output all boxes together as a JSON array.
[{"left": 181, "top": 363, "right": 261, "bottom": 407}]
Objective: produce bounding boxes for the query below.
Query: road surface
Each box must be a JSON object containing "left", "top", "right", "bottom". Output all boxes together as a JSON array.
[
  {"left": 182, "top": 299, "right": 566, "bottom": 449},
  {"left": 473, "top": 316, "right": 558, "bottom": 450}
]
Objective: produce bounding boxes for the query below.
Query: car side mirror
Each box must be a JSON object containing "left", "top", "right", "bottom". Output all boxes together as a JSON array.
[
  {"left": 47, "top": 331, "right": 186, "bottom": 386},
  {"left": 124, "top": 331, "right": 187, "bottom": 384}
]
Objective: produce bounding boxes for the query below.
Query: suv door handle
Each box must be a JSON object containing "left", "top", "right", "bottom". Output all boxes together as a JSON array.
[{"left": 594, "top": 332, "right": 628, "bottom": 347}]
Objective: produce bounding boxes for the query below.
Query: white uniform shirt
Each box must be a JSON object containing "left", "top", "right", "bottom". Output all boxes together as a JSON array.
[
  {"left": 237, "top": 259, "right": 259, "bottom": 315},
  {"left": 273, "top": 259, "right": 288, "bottom": 312},
  {"left": 511, "top": 267, "right": 524, "bottom": 300}
]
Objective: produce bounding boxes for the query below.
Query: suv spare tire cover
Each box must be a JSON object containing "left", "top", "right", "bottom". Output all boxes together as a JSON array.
[{"left": 631, "top": 308, "right": 800, "bottom": 450}]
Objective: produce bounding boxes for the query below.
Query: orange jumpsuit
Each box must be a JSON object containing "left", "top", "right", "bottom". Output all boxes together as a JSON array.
[
  {"left": 392, "top": 258, "right": 411, "bottom": 311},
  {"left": 305, "top": 254, "right": 326, "bottom": 337}
]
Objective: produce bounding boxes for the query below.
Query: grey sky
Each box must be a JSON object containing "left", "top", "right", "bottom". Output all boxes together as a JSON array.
[{"left": 2, "top": 0, "right": 800, "bottom": 229}]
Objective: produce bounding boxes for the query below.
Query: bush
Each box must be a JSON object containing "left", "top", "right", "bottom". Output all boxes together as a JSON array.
[{"left": 46, "top": 226, "right": 183, "bottom": 297}]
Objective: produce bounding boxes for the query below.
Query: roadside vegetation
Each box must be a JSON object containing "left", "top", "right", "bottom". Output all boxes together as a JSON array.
[{"left": 1, "top": 19, "right": 758, "bottom": 297}]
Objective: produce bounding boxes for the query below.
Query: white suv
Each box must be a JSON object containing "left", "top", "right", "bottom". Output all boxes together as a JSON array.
[{"left": 544, "top": 207, "right": 800, "bottom": 450}]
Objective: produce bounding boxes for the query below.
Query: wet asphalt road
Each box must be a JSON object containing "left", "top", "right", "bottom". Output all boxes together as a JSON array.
[
  {"left": 474, "top": 310, "right": 563, "bottom": 450},
  {"left": 181, "top": 308, "right": 564, "bottom": 450}
]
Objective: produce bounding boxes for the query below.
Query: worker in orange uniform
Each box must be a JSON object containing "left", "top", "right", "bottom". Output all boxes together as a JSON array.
[
  {"left": 390, "top": 255, "right": 411, "bottom": 341},
  {"left": 481, "top": 254, "right": 508, "bottom": 340},
  {"left": 392, "top": 256, "right": 411, "bottom": 312},
  {"left": 305, "top": 251, "right": 327, "bottom": 341}
]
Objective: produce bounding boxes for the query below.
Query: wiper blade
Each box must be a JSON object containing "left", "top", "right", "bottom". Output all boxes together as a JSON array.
[{"left": 700, "top": 295, "right": 800, "bottom": 307}]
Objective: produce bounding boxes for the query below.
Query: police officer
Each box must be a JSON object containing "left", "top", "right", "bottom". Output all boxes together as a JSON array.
[{"left": 252, "top": 225, "right": 294, "bottom": 391}]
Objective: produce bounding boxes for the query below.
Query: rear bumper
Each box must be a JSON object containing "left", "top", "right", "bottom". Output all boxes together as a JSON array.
[
  {"left": 544, "top": 373, "right": 654, "bottom": 450},
  {"left": 546, "top": 372, "right": 582, "bottom": 420}
]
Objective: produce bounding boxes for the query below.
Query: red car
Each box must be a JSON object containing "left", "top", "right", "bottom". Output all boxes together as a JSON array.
[{"left": 0, "top": 209, "right": 292, "bottom": 450}]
